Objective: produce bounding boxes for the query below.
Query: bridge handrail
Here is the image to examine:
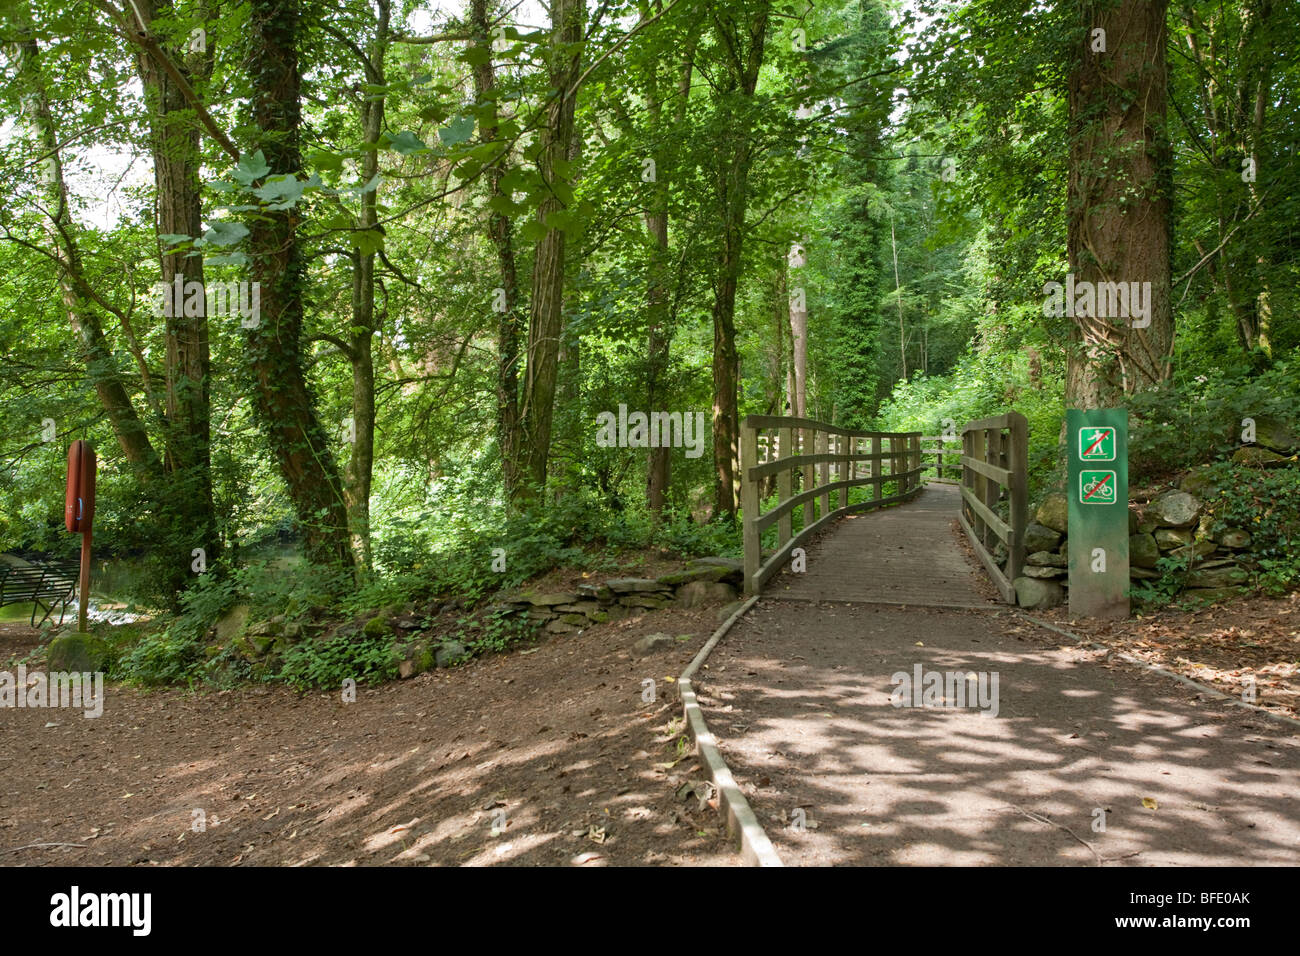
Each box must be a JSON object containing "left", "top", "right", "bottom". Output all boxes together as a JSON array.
[
  {"left": 740, "top": 415, "right": 924, "bottom": 595},
  {"left": 920, "top": 434, "right": 962, "bottom": 483},
  {"left": 957, "top": 411, "right": 1028, "bottom": 603}
]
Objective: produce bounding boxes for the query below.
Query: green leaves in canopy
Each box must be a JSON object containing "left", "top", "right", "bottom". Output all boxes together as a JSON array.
[
  {"left": 200, "top": 221, "right": 249, "bottom": 246},
  {"left": 231, "top": 150, "right": 271, "bottom": 186},
  {"left": 438, "top": 116, "right": 476, "bottom": 147},
  {"left": 253, "top": 173, "right": 323, "bottom": 209},
  {"left": 383, "top": 130, "right": 430, "bottom": 155}
]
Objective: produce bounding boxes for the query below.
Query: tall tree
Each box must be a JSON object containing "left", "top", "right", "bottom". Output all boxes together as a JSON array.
[
  {"left": 128, "top": 0, "right": 220, "bottom": 573},
  {"left": 518, "top": 0, "right": 585, "bottom": 496},
  {"left": 9, "top": 8, "right": 164, "bottom": 479},
  {"left": 641, "top": 5, "right": 697, "bottom": 517},
  {"left": 1065, "top": 0, "right": 1174, "bottom": 407},
  {"left": 245, "top": 0, "right": 354, "bottom": 570},
  {"left": 707, "top": 0, "right": 770, "bottom": 519},
  {"left": 469, "top": 0, "right": 525, "bottom": 503}
]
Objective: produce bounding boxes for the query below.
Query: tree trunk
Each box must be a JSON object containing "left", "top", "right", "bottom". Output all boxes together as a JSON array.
[
  {"left": 341, "top": 0, "right": 390, "bottom": 576},
  {"left": 132, "top": 0, "right": 219, "bottom": 578},
  {"left": 1065, "top": 0, "right": 1173, "bottom": 408},
  {"left": 708, "top": 1, "right": 770, "bottom": 520},
  {"left": 246, "top": 0, "right": 354, "bottom": 571},
  {"left": 470, "top": 0, "right": 524, "bottom": 503},
  {"left": 519, "top": 0, "right": 584, "bottom": 497},
  {"left": 642, "top": 24, "right": 697, "bottom": 518},
  {"left": 15, "top": 17, "right": 163, "bottom": 478},
  {"left": 788, "top": 242, "right": 808, "bottom": 418}
]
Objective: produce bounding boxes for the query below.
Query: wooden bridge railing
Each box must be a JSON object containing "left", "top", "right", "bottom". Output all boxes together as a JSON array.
[
  {"left": 920, "top": 435, "right": 962, "bottom": 483},
  {"left": 740, "top": 415, "right": 923, "bottom": 595},
  {"left": 958, "top": 411, "right": 1028, "bottom": 604}
]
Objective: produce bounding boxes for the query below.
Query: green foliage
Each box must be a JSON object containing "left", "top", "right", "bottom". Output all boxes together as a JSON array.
[
  {"left": 1129, "top": 553, "right": 1196, "bottom": 608},
  {"left": 873, "top": 350, "right": 1065, "bottom": 496},
  {"left": 1127, "top": 358, "right": 1300, "bottom": 483},
  {"left": 1197, "top": 462, "right": 1300, "bottom": 595},
  {"left": 469, "top": 605, "right": 537, "bottom": 656},
  {"left": 277, "top": 630, "right": 400, "bottom": 690},
  {"left": 114, "top": 573, "right": 240, "bottom": 685}
]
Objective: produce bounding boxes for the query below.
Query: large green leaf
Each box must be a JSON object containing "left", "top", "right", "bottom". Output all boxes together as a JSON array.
[
  {"left": 231, "top": 150, "right": 271, "bottom": 186},
  {"left": 438, "top": 116, "right": 476, "bottom": 147},
  {"left": 201, "top": 221, "right": 249, "bottom": 246}
]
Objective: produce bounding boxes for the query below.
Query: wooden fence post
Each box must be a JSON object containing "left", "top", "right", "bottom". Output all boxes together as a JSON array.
[
  {"left": 777, "top": 424, "right": 793, "bottom": 548},
  {"left": 740, "top": 420, "right": 760, "bottom": 595},
  {"left": 838, "top": 434, "right": 849, "bottom": 510},
  {"left": 1007, "top": 413, "right": 1028, "bottom": 584},
  {"left": 817, "top": 429, "right": 830, "bottom": 518}
]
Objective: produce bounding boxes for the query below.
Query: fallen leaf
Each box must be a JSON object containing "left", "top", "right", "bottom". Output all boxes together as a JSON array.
[{"left": 1142, "top": 797, "right": 1158, "bottom": 810}]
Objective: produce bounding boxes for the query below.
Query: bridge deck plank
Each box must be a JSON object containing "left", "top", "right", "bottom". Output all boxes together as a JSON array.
[{"left": 764, "top": 483, "right": 998, "bottom": 609}]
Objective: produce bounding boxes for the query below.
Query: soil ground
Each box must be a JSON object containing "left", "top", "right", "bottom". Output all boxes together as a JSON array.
[{"left": 0, "top": 609, "right": 736, "bottom": 867}]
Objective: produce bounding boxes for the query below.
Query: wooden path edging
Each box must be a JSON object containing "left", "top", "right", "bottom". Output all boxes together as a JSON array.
[{"left": 676, "top": 595, "right": 783, "bottom": 867}]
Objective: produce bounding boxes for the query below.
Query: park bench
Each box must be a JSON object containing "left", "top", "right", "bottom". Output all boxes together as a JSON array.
[{"left": 0, "top": 556, "right": 79, "bottom": 627}]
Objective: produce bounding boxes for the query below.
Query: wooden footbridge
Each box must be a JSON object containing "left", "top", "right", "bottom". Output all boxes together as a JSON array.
[{"left": 740, "top": 412, "right": 1030, "bottom": 606}]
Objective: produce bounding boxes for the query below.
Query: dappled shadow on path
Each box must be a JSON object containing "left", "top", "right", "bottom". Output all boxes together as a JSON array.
[
  {"left": 0, "top": 607, "right": 736, "bottom": 867},
  {"left": 702, "top": 601, "right": 1300, "bottom": 866}
]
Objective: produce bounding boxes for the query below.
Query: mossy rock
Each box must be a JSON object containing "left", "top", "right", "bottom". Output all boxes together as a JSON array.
[
  {"left": 513, "top": 591, "right": 576, "bottom": 606},
  {"left": 1035, "top": 493, "right": 1069, "bottom": 533},
  {"left": 46, "top": 632, "right": 110, "bottom": 672},
  {"left": 1181, "top": 586, "right": 1246, "bottom": 606},
  {"left": 214, "top": 604, "right": 250, "bottom": 644},
  {"left": 1129, "top": 533, "right": 1159, "bottom": 569},
  {"left": 1233, "top": 445, "right": 1288, "bottom": 466},
  {"left": 1179, "top": 466, "right": 1216, "bottom": 497},
  {"left": 1185, "top": 565, "right": 1249, "bottom": 588},
  {"left": 1154, "top": 528, "right": 1193, "bottom": 550},
  {"left": 362, "top": 614, "right": 391, "bottom": 638},
  {"left": 248, "top": 634, "right": 276, "bottom": 656},
  {"left": 435, "top": 641, "right": 470, "bottom": 667},
  {"left": 1023, "top": 522, "right": 1061, "bottom": 554},
  {"left": 656, "top": 566, "right": 729, "bottom": 587},
  {"left": 1253, "top": 415, "right": 1300, "bottom": 454}
]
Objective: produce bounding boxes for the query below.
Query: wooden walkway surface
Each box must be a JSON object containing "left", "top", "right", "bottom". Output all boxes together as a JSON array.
[{"left": 765, "top": 483, "right": 997, "bottom": 609}]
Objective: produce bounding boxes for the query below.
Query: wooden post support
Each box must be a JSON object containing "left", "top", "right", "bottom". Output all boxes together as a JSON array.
[
  {"left": 984, "top": 427, "right": 1002, "bottom": 551},
  {"left": 801, "top": 426, "right": 814, "bottom": 530},
  {"left": 871, "top": 435, "right": 882, "bottom": 500},
  {"left": 838, "top": 435, "right": 849, "bottom": 510},
  {"left": 777, "top": 425, "right": 793, "bottom": 547},
  {"left": 740, "top": 420, "right": 760, "bottom": 596},
  {"left": 1007, "top": 413, "right": 1028, "bottom": 583},
  {"left": 817, "top": 430, "right": 830, "bottom": 518}
]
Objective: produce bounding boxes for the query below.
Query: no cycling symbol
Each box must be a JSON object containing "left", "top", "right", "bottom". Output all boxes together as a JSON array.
[{"left": 1080, "top": 469, "right": 1117, "bottom": 505}]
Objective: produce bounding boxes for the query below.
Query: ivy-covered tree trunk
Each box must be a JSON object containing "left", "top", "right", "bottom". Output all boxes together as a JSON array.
[
  {"left": 519, "top": 0, "right": 584, "bottom": 497},
  {"left": 132, "top": 0, "right": 219, "bottom": 575},
  {"left": 470, "top": 0, "right": 524, "bottom": 504},
  {"left": 246, "top": 0, "right": 354, "bottom": 571},
  {"left": 1065, "top": 0, "right": 1174, "bottom": 408},
  {"left": 708, "top": 0, "right": 769, "bottom": 520}
]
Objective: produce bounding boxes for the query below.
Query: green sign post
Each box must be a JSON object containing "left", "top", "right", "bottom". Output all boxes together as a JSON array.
[{"left": 1067, "top": 409, "right": 1129, "bottom": 619}]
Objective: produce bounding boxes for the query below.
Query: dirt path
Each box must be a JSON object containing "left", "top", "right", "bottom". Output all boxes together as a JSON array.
[
  {"left": 0, "top": 610, "right": 737, "bottom": 867},
  {"left": 701, "top": 600, "right": 1300, "bottom": 865}
]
